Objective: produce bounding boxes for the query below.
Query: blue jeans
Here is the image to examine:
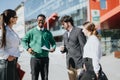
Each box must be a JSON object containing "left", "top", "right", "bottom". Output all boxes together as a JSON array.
[{"left": 0, "top": 59, "right": 7, "bottom": 80}]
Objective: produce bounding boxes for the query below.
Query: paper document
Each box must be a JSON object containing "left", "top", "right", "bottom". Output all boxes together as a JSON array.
[{"left": 41, "top": 46, "right": 50, "bottom": 51}]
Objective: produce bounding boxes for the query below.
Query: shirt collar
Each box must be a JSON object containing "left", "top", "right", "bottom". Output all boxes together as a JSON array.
[
  {"left": 37, "top": 26, "right": 44, "bottom": 31},
  {"left": 6, "top": 26, "right": 13, "bottom": 32},
  {"left": 68, "top": 27, "right": 73, "bottom": 33}
]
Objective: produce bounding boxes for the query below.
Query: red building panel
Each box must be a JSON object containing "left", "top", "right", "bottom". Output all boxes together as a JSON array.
[{"left": 89, "top": 0, "right": 120, "bottom": 29}]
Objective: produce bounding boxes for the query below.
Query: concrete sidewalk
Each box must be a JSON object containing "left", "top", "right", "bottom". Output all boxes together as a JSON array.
[
  {"left": 18, "top": 48, "right": 69, "bottom": 80},
  {"left": 101, "top": 53, "right": 120, "bottom": 80},
  {"left": 18, "top": 47, "right": 120, "bottom": 80}
]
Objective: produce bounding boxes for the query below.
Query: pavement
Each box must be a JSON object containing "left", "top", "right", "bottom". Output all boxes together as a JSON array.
[
  {"left": 100, "top": 53, "right": 120, "bottom": 80},
  {"left": 18, "top": 47, "right": 120, "bottom": 80}
]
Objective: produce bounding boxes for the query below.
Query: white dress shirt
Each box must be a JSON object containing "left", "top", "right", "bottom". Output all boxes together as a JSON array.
[
  {"left": 67, "top": 27, "right": 73, "bottom": 38},
  {"left": 83, "top": 35, "right": 102, "bottom": 74},
  {"left": 0, "top": 26, "right": 20, "bottom": 59}
]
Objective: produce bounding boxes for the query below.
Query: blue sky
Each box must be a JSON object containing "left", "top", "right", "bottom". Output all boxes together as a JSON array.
[{"left": 0, "top": 0, "right": 24, "bottom": 14}]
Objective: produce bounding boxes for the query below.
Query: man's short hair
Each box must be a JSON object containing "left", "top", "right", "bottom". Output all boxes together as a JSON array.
[
  {"left": 37, "top": 14, "right": 46, "bottom": 19},
  {"left": 60, "top": 15, "right": 74, "bottom": 26}
]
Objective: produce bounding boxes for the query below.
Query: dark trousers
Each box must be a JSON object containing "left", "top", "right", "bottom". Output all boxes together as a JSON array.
[
  {"left": 79, "top": 58, "right": 97, "bottom": 80},
  {"left": 7, "top": 59, "right": 19, "bottom": 80},
  {"left": 0, "top": 59, "right": 19, "bottom": 80},
  {"left": 30, "top": 57, "right": 49, "bottom": 80}
]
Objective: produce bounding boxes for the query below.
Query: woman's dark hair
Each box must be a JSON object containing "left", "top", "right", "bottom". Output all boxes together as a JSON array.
[
  {"left": 0, "top": 9, "right": 16, "bottom": 47},
  {"left": 60, "top": 15, "right": 74, "bottom": 26},
  {"left": 83, "top": 21, "right": 100, "bottom": 39}
]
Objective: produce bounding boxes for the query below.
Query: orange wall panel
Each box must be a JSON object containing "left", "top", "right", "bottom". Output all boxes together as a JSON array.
[
  {"left": 101, "top": 0, "right": 120, "bottom": 16},
  {"left": 90, "top": 0, "right": 120, "bottom": 19},
  {"left": 89, "top": 0, "right": 100, "bottom": 21},
  {"left": 90, "top": 0, "right": 100, "bottom": 9}
]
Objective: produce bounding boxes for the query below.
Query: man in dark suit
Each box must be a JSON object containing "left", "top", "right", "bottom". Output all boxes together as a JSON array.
[{"left": 60, "top": 15, "right": 86, "bottom": 80}]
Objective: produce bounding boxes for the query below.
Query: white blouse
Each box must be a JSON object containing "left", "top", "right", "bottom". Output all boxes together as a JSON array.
[
  {"left": 83, "top": 35, "right": 102, "bottom": 74},
  {"left": 0, "top": 26, "right": 20, "bottom": 59}
]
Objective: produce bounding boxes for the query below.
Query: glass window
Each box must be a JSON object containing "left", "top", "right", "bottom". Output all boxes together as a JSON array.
[
  {"left": 100, "top": 0, "right": 107, "bottom": 9},
  {"left": 24, "top": 0, "right": 88, "bottom": 31}
]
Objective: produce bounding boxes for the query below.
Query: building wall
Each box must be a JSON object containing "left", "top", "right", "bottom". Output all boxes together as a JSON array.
[
  {"left": 90, "top": 0, "right": 120, "bottom": 53},
  {"left": 90, "top": 0, "right": 120, "bottom": 18},
  {"left": 24, "top": 0, "right": 89, "bottom": 38},
  {"left": 100, "top": 0, "right": 119, "bottom": 16},
  {"left": 89, "top": 0, "right": 100, "bottom": 21},
  {"left": 90, "top": 0, "right": 100, "bottom": 10},
  {"left": 14, "top": 3, "right": 25, "bottom": 38}
]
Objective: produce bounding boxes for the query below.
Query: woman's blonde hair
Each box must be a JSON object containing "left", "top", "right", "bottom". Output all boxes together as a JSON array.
[{"left": 83, "top": 21, "right": 100, "bottom": 39}]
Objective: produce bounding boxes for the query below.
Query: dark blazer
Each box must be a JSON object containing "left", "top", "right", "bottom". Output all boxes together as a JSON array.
[{"left": 63, "top": 27, "right": 86, "bottom": 69}]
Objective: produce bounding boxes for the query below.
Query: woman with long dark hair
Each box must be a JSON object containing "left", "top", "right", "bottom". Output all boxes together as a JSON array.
[{"left": 0, "top": 9, "right": 20, "bottom": 80}]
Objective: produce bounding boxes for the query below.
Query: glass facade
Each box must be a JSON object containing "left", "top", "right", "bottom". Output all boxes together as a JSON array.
[
  {"left": 101, "top": 29, "right": 120, "bottom": 54},
  {"left": 24, "top": 0, "right": 88, "bottom": 42}
]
